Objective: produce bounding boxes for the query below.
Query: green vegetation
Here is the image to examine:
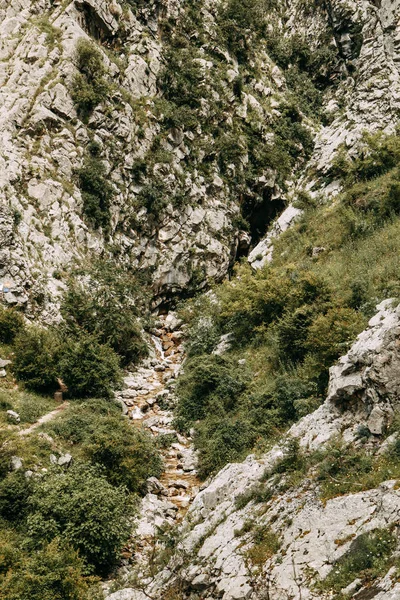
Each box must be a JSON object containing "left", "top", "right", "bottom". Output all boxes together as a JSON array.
[
  {"left": 317, "top": 528, "right": 399, "bottom": 598},
  {"left": 77, "top": 150, "right": 113, "bottom": 232},
  {"left": 0, "top": 389, "right": 57, "bottom": 426},
  {"left": 71, "top": 39, "right": 110, "bottom": 119},
  {"left": 0, "top": 254, "right": 161, "bottom": 595},
  {"left": 177, "top": 130, "right": 400, "bottom": 479},
  {"left": 0, "top": 306, "right": 24, "bottom": 344},
  {"left": 33, "top": 16, "right": 62, "bottom": 50},
  {"left": 0, "top": 534, "right": 102, "bottom": 600},
  {"left": 125, "top": 0, "right": 330, "bottom": 227},
  {"left": 0, "top": 392, "right": 162, "bottom": 595},
  {"left": 57, "top": 334, "right": 122, "bottom": 398},
  {"left": 11, "top": 324, "right": 121, "bottom": 398},
  {"left": 2, "top": 260, "right": 150, "bottom": 397},
  {"left": 61, "top": 260, "right": 149, "bottom": 366},
  {"left": 217, "top": 0, "right": 277, "bottom": 64},
  {"left": 246, "top": 526, "right": 281, "bottom": 566},
  {"left": 46, "top": 399, "right": 163, "bottom": 492},
  {"left": 26, "top": 463, "right": 131, "bottom": 574},
  {"left": 315, "top": 437, "right": 400, "bottom": 501},
  {"left": 13, "top": 328, "right": 62, "bottom": 393}
]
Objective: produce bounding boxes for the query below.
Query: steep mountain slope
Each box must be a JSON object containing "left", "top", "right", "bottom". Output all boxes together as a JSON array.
[
  {"left": 0, "top": 0, "right": 325, "bottom": 316},
  {"left": 2, "top": 1, "right": 400, "bottom": 599},
  {"left": 125, "top": 300, "right": 400, "bottom": 600}
]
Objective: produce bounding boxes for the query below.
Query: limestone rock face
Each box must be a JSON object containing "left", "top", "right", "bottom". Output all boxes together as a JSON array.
[
  {"left": 250, "top": 0, "right": 400, "bottom": 265},
  {"left": 116, "top": 301, "right": 400, "bottom": 600},
  {"left": 0, "top": 0, "right": 242, "bottom": 315},
  {"left": 5, "top": 0, "right": 398, "bottom": 315}
]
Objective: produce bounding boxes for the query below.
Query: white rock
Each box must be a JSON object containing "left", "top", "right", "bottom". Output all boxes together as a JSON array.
[
  {"left": 10, "top": 455, "right": 22, "bottom": 471},
  {"left": 7, "top": 410, "right": 20, "bottom": 423}
]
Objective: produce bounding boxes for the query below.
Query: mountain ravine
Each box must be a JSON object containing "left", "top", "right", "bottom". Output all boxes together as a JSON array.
[{"left": 2, "top": 0, "right": 400, "bottom": 599}]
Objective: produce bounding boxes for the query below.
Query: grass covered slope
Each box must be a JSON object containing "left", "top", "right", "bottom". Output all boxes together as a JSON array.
[
  {"left": 0, "top": 263, "right": 161, "bottom": 599},
  {"left": 176, "top": 131, "right": 400, "bottom": 478}
]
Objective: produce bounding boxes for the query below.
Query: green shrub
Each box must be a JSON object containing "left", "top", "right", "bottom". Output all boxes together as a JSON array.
[
  {"left": 304, "top": 307, "right": 366, "bottom": 374},
  {"left": 248, "top": 374, "right": 319, "bottom": 428},
  {"left": 316, "top": 443, "right": 373, "bottom": 500},
  {"left": 46, "top": 397, "right": 120, "bottom": 444},
  {"left": 0, "top": 306, "right": 25, "bottom": 344},
  {"left": 275, "top": 305, "right": 316, "bottom": 363},
  {"left": 12, "top": 328, "right": 60, "bottom": 393},
  {"left": 27, "top": 463, "right": 132, "bottom": 574},
  {"left": 217, "top": 0, "right": 276, "bottom": 63},
  {"left": 77, "top": 154, "right": 113, "bottom": 231},
  {"left": 195, "top": 416, "right": 257, "bottom": 478},
  {"left": 318, "top": 528, "right": 398, "bottom": 595},
  {"left": 83, "top": 418, "right": 162, "bottom": 492},
  {"left": 48, "top": 401, "right": 162, "bottom": 493},
  {"left": 176, "top": 354, "right": 247, "bottom": 426},
  {"left": 58, "top": 334, "right": 121, "bottom": 399},
  {"left": 270, "top": 438, "right": 306, "bottom": 476},
  {"left": 0, "top": 536, "right": 101, "bottom": 600},
  {"left": 331, "top": 131, "right": 400, "bottom": 185},
  {"left": 246, "top": 526, "right": 281, "bottom": 566},
  {"left": 61, "top": 261, "right": 149, "bottom": 366},
  {"left": 0, "top": 472, "right": 33, "bottom": 522},
  {"left": 71, "top": 39, "right": 110, "bottom": 119},
  {"left": 160, "top": 46, "right": 205, "bottom": 108}
]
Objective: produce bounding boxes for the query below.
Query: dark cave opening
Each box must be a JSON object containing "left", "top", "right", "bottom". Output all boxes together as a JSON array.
[
  {"left": 76, "top": 1, "right": 114, "bottom": 42},
  {"left": 239, "top": 189, "right": 285, "bottom": 256}
]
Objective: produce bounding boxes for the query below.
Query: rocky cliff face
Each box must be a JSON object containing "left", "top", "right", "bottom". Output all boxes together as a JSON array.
[
  {"left": 0, "top": 0, "right": 312, "bottom": 317},
  {"left": 2, "top": 0, "right": 398, "bottom": 313},
  {"left": 3, "top": 0, "right": 388, "bottom": 316},
  {"left": 3, "top": 0, "right": 400, "bottom": 598}
]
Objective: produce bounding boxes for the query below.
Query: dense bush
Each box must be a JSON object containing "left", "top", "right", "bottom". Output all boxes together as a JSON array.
[
  {"left": 195, "top": 416, "right": 257, "bottom": 478},
  {"left": 48, "top": 400, "right": 162, "bottom": 493},
  {"left": 58, "top": 334, "right": 121, "bottom": 399},
  {"left": 0, "top": 306, "right": 25, "bottom": 344},
  {"left": 0, "top": 472, "right": 33, "bottom": 522},
  {"left": 61, "top": 261, "right": 149, "bottom": 366},
  {"left": 0, "top": 536, "right": 101, "bottom": 600},
  {"left": 12, "top": 328, "right": 60, "bottom": 393},
  {"left": 176, "top": 354, "right": 247, "bottom": 426},
  {"left": 217, "top": 0, "right": 276, "bottom": 63},
  {"left": 304, "top": 307, "right": 365, "bottom": 376},
  {"left": 160, "top": 46, "right": 205, "bottom": 109},
  {"left": 11, "top": 324, "right": 121, "bottom": 399},
  {"left": 71, "top": 39, "right": 110, "bottom": 119},
  {"left": 77, "top": 153, "right": 113, "bottom": 232},
  {"left": 26, "top": 463, "right": 132, "bottom": 574}
]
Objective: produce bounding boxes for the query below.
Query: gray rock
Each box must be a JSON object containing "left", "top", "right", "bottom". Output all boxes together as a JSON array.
[
  {"left": 58, "top": 453, "right": 72, "bottom": 467},
  {"left": 0, "top": 359, "right": 11, "bottom": 368},
  {"left": 115, "top": 397, "right": 128, "bottom": 415},
  {"left": 341, "top": 578, "right": 362, "bottom": 596},
  {"left": 7, "top": 410, "right": 20, "bottom": 424},
  {"left": 146, "top": 477, "right": 167, "bottom": 495},
  {"left": 10, "top": 456, "right": 23, "bottom": 471},
  {"left": 105, "top": 590, "right": 148, "bottom": 600}
]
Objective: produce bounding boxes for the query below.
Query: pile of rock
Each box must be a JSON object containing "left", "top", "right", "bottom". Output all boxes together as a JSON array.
[{"left": 110, "top": 313, "right": 199, "bottom": 581}]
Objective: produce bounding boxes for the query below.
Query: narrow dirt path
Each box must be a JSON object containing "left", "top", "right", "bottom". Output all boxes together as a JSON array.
[
  {"left": 113, "top": 314, "right": 200, "bottom": 573},
  {"left": 18, "top": 401, "right": 69, "bottom": 436}
]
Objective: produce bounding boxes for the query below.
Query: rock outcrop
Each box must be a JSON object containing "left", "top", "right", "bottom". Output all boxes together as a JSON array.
[{"left": 8, "top": 0, "right": 400, "bottom": 314}]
